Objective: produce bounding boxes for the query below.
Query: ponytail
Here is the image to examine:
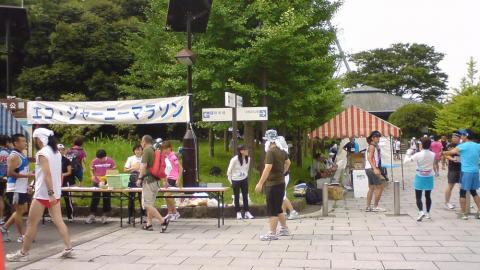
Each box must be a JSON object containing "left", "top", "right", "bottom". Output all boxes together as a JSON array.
[{"left": 47, "top": 135, "right": 59, "bottom": 153}]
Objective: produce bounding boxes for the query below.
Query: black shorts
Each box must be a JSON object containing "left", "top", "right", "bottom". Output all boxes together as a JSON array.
[
  {"left": 0, "top": 178, "right": 6, "bottom": 196},
  {"left": 365, "top": 169, "right": 383, "bottom": 186},
  {"left": 6, "top": 192, "right": 29, "bottom": 205},
  {"left": 265, "top": 183, "right": 285, "bottom": 217},
  {"left": 167, "top": 179, "right": 177, "bottom": 187},
  {"left": 448, "top": 170, "right": 461, "bottom": 184}
]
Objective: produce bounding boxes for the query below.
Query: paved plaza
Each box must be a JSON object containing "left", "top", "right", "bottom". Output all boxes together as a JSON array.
[{"left": 7, "top": 161, "right": 480, "bottom": 270}]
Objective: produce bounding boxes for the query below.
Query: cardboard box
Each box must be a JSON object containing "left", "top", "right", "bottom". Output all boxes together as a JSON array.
[{"left": 350, "top": 153, "right": 365, "bottom": 170}]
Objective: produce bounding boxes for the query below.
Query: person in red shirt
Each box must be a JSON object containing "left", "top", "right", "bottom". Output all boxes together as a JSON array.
[{"left": 430, "top": 136, "right": 444, "bottom": 177}]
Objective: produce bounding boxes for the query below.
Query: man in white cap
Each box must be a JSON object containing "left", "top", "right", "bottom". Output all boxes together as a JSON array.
[
  {"left": 255, "top": 130, "right": 291, "bottom": 241},
  {"left": 7, "top": 128, "right": 73, "bottom": 262}
]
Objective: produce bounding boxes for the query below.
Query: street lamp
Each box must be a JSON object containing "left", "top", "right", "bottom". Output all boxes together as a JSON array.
[
  {"left": 166, "top": 0, "right": 213, "bottom": 187},
  {"left": 175, "top": 48, "right": 196, "bottom": 66}
]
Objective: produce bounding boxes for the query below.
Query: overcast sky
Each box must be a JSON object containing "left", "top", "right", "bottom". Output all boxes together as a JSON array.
[{"left": 332, "top": 0, "right": 480, "bottom": 89}]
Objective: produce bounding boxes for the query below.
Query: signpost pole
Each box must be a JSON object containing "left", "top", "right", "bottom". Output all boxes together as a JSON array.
[{"left": 232, "top": 94, "right": 238, "bottom": 155}]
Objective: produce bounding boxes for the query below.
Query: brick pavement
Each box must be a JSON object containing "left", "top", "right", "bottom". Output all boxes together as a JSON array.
[{"left": 9, "top": 161, "right": 480, "bottom": 270}]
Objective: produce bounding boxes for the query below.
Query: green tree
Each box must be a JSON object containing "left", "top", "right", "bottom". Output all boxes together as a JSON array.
[
  {"left": 389, "top": 103, "right": 438, "bottom": 138},
  {"left": 435, "top": 59, "right": 480, "bottom": 135},
  {"left": 11, "top": 0, "right": 147, "bottom": 101},
  {"left": 343, "top": 43, "right": 448, "bottom": 102}
]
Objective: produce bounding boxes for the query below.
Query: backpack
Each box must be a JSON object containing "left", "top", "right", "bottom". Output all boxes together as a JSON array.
[
  {"left": 149, "top": 149, "right": 167, "bottom": 179},
  {"left": 209, "top": 166, "right": 222, "bottom": 176},
  {"left": 305, "top": 182, "right": 322, "bottom": 205},
  {"left": 66, "top": 147, "right": 82, "bottom": 173}
]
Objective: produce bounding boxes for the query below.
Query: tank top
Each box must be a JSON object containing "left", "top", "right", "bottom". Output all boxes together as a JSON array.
[
  {"left": 0, "top": 147, "right": 10, "bottom": 178},
  {"left": 364, "top": 144, "right": 380, "bottom": 170},
  {"left": 6, "top": 150, "right": 29, "bottom": 193},
  {"left": 34, "top": 146, "right": 62, "bottom": 200}
]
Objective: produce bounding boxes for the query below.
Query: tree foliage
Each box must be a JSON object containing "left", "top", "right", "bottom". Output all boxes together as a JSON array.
[
  {"left": 343, "top": 43, "right": 448, "bottom": 102},
  {"left": 388, "top": 103, "right": 438, "bottom": 138},
  {"left": 8, "top": 0, "right": 148, "bottom": 101},
  {"left": 435, "top": 58, "right": 480, "bottom": 135}
]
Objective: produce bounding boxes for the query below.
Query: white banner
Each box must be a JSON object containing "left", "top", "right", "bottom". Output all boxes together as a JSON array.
[{"left": 27, "top": 96, "right": 190, "bottom": 125}]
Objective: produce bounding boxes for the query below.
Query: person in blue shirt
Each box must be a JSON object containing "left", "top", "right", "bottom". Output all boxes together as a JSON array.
[
  {"left": 0, "top": 135, "right": 12, "bottom": 224},
  {"left": 443, "top": 129, "right": 480, "bottom": 220},
  {"left": 343, "top": 137, "right": 359, "bottom": 154}
]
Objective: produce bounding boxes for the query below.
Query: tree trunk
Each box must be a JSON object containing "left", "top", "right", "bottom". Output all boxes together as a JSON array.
[
  {"left": 295, "top": 128, "right": 303, "bottom": 167},
  {"left": 244, "top": 122, "right": 256, "bottom": 174},
  {"left": 208, "top": 128, "right": 214, "bottom": 158},
  {"left": 259, "top": 70, "right": 268, "bottom": 172},
  {"left": 303, "top": 130, "right": 309, "bottom": 158},
  {"left": 224, "top": 129, "right": 229, "bottom": 152}
]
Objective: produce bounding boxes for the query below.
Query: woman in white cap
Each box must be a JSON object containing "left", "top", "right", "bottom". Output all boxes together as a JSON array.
[{"left": 7, "top": 128, "right": 73, "bottom": 262}]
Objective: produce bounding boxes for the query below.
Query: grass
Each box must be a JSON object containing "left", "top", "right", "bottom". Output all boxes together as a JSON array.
[{"left": 69, "top": 138, "right": 312, "bottom": 208}]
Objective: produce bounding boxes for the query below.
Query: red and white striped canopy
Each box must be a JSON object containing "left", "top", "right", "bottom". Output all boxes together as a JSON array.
[{"left": 310, "top": 106, "right": 401, "bottom": 139}]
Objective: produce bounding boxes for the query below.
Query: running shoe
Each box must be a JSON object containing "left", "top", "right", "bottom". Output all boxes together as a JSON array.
[
  {"left": 60, "top": 248, "right": 75, "bottom": 259},
  {"left": 365, "top": 206, "right": 372, "bottom": 212},
  {"left": 372, "top": 207, "right": 386, "bottom": 212},
  {"left": 67, "top": 217, "right": 74, "bottom": 223},
  {"left": 277, "top": 227, "right": 291, "bottom": 236},
  {"left": 236, "top": 212, "right": 243, "bottom": 220},
  {"left": 445, "top": 203, "right": 455, "bottom": 210},
  {"left": 287, "top": 210, "right": 299, "bottom": 220},
  {"left": 425, "top": 213, "right": 431, "bottom": 219},
  {"left": 260, "top": 233, "right": 279, "bottom": 241},
  {"left": 172, "top": 212, "right": 181, "bottom": 221},
  {"left": 17, "top": 235, "right": 24, "bottom": 243},
  {"left": 244, "top": 211, "right": 254, "bottom": 219},
  {"left": 0, "top": 219, "right": 5, "bottom": 225},
  {"left": 101, "top": 215, "right": 108, "bottom": 224},
  {"left": 164, "top": 214, "right": 173, "bottom": 221},
  {"left": 6, "top": 250, "right": 29, "bottom": 262},
  {"left": 461, "top": 214, "right": 468, "bottom": 220},
  {"left": 85, "top": 215, "right": 96, "bottom": 224},
  {"left": 416, "top": 211, "right": 425, "bottom": 222}
]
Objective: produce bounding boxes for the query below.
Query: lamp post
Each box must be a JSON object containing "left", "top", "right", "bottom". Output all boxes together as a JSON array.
[{"left": 167, "top": 0, "right": 212, "bottom": 187}]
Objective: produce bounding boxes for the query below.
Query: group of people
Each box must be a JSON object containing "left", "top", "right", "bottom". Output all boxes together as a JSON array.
[
  {"left": 0, "top": 129, "right": 184, "bottom": 262},
  {"left": 404, "top": 130, "right": 480, "bottom": 221}
]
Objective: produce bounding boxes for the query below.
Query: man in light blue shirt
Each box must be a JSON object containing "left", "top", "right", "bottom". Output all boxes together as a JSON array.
[{"left": 444, "top": 129, "right": 480, "bottom": 220}]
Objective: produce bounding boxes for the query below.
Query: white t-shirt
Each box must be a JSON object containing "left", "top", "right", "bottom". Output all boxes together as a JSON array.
[
  {"left": 395, "top": 141, "right": 401, "bottom": 151},
  {"left": 227, "top": 155, "right": 250, "bottom": 181},
  {"left": 34, "top": 146, "right": 62, "bottom": 200},
  {"left": 124, "top": 155, "right": 142, "bottom": 171},
  {"left": 410, "top": 139, "right": 417, "bottom": 150},
  {"left": 404, "top": 150, "right": 435, "bottom": 175}
]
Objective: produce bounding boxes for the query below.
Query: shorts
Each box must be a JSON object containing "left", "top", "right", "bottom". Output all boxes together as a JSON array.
[
  {"left": 447, "top": 170, "right": 461, "bottom": 184},
  {"left": 460, "top": 172, "right": 480, "bottom": 191},
  {"left": 6, "top": 192, "right": 29, "bottom": 205},
  {"left": 73, "top": 168, "right": 84, "bottom": 182},
  {"left": 36, "top": 198, "right": 60, "bottom": 208},
  {"left": 365, "top": 169, "right": 383, "bottom": 186},
  {"left": 142, "top": 180, "right": 160, "bottom": 209},
  {"left": 167, "top": 179, "right": 178, "bottom": 187},
  {"left": 265, "top": 183, "right": 285, "bottom": 217},
  {"left": 0, "top": 178, "right": 6, "bottom": 196}
]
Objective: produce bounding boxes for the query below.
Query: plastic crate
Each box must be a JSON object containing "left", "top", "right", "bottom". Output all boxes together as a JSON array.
[{"left": 106, "top": 174, "right": 130, "bottom": 189}]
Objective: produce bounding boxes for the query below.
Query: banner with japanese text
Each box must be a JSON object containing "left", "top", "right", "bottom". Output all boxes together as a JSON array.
[{"left": 27, "top": 96, "right": 190, "bottom": 125}]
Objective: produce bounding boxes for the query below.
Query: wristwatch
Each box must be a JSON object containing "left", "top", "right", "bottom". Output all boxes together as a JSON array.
[{"left": 47, "top": 190, "right": 54, "bottom": 196}]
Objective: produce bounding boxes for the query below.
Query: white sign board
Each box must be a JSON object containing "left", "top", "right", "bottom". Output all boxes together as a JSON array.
[
  {"left": 27, "top": 96, "right": 190, "bottom": 125},
  {"left": 353, "top": 170, "right": 369, "bottom": 198},
  {"left": 225, "top": 92, "right": 243, "bottom": 108},
  {"left": 202, "top": 108, "right": 232, "bottom": 122},
  {"left": 202, "top": 107, "right": 268, "bottom": 122},
  {"left": 237, "top": 107, "right": 268, "bottom": 121}
]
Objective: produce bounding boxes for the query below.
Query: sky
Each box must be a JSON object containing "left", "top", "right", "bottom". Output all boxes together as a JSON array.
[{"left": 332, "top": 0, "right": 480, "bottom": 90}]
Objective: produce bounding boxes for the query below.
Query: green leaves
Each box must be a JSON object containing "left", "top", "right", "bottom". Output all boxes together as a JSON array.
[{"left": 389, "top": 103, "right": 438, "bottom": 138}]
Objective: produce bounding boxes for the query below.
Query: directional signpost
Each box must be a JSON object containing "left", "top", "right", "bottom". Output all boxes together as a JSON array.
[{"left": 203, "top": 92, "right": 268, "bottom": 156}]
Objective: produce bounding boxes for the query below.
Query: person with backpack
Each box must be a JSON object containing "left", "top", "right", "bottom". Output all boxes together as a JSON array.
[
  {"left": 136, "top": 135, "right": 169, "bottom": 232},
  {"left": 227, "top": 145, "right": 253, "bottom": 220},
  {"left": 365, "top": 131, "right": 386, "bottom": 212},
  {"left": 67, "top": 137, "right": 87, "bottom": 185},
  {"left": 86, "top": 149, "right": 116, "bottom": 224},
  {"left": 124, "top": 144, "right": 146, "bottom": 224}
]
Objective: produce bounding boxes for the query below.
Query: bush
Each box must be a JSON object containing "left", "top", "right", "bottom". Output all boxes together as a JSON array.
[{"left": 389, "top": 103, "right": 438, "bottom": 138}]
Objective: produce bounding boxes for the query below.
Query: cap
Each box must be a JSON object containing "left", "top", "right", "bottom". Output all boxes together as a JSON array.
[
  {"left": 57, "top": 144, "right": 65, "bottom": 149},
  {"left": 370, "top": 130, "right": 382, "bottom": 138},
  {"left": 263, "top": 129, "right": 278, "bottom": 142},
  {"left": 153, "top": 138, "right": 163, "bottom": 149}
]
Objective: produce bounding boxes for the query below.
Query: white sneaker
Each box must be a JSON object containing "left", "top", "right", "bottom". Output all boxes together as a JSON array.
[
  {"left": 260, "top": 233, "right": 279, "bottom": 241},
  {"left": 17, "top": 235, "right": 24, "bottom": 243},
  {"left": 171, "top": 212, "right": 181, "bottom": 221},
  {"left": 60, "top": 248, "right": 75, "bottom": 259},
  {"left": 287, "top": 210, "right": 299, "bottom": 220},
  {"left": 101, "top": 215, "right": 108, "bottom": 224},
  {"left": 425, "top": 213, "right": 431, "bottom": 219},
  {"left": 6, "top": 250, "right": 29, "bottom": 262},
  {"left": 85, "top": 215, "right": 96, "bottom": 224},
  {"left": 372, "top": 207, "right": 386, "bottom": 212},
  {"left": 461, "top": 214, "right": 469, "bottom": 220},
  {"left": 67, "top": 217, "right": 74, "bottom": 223},
  {"left": 277, "top": 227, "right": 291, "bottom": 236},
  {"left": 244, "top": 211, "right": 254, "bottom": 219},
  {"left": 445, "top": 203, "right": 455, "bottom": 210},
  {"left": 416, "top": 211, "right": 425, "bottom": 222},
  {"left": 236, "top": 212, "right": 243, "bottom": 220}
]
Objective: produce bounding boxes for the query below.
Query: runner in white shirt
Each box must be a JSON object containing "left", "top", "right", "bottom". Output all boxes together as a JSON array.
[{"left": 7, "top": 128, "right": 74, "bottom": 262}]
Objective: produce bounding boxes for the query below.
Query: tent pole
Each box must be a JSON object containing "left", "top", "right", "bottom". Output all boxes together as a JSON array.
[
  {"left": 390, "top": 136, "right": 394, "bottom": 182},
  {"left": 400, "top": 137, "right": 405, "bottom": 190}
]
